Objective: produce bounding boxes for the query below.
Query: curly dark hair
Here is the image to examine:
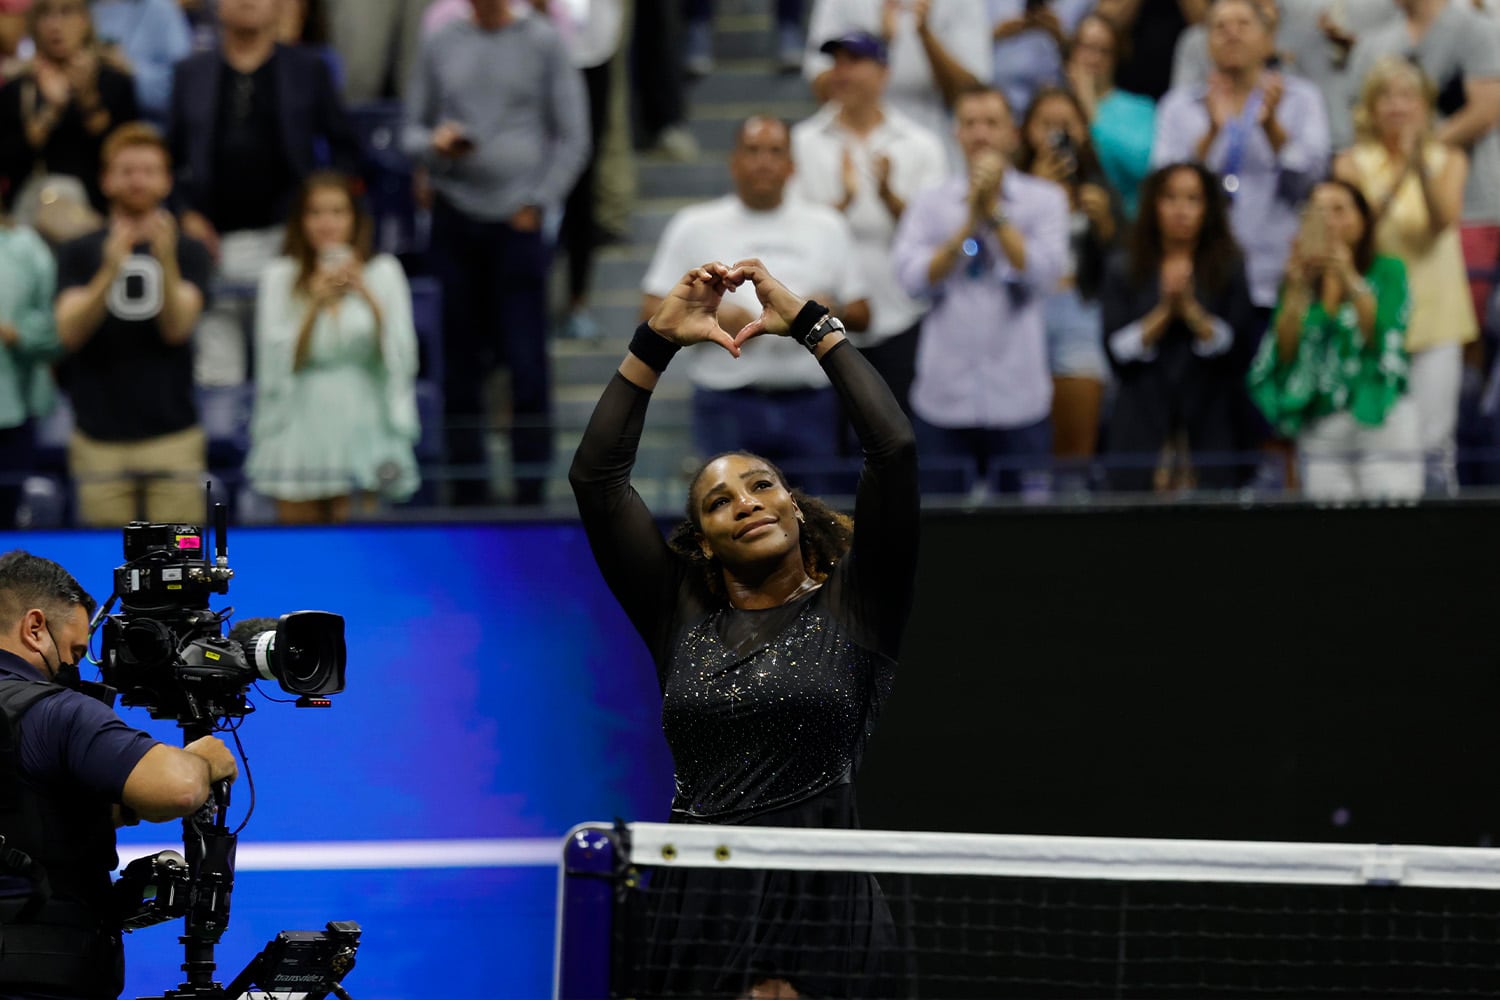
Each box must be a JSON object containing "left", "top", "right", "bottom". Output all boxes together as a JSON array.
[
  {"left": 666, "top": 453, "right": 854, "bottom": 601},
  {"left": 1129, "top": 162, "right": 1243, "bottom": 296}
]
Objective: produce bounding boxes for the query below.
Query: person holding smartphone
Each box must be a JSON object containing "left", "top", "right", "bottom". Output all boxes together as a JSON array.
[
  {"left": 245, "top": 172, "right": 421, "bottom": 523},
  {"left": 1249, "top": 180, "right": 1420, "bottom": 499},
  {"left": 401, "top": 0, "right": 589, "bottom": 506},
  {"left": 1015, "top": 85, "right": 1119, "bottom": 492}
]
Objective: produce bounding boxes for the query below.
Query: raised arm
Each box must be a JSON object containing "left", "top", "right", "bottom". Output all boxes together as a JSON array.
[
  {"left": 726, "top": 259, "right": 919, "bottom": 649},
  {"left": 569, "top": 266, "right": 743, "bottom": 645}
]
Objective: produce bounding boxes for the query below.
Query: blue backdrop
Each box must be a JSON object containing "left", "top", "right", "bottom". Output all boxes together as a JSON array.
[{"left": 0, "top": 524, "right": 675, "bottom": 999}]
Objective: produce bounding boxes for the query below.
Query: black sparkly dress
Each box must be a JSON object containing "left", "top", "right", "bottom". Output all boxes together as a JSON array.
[{"left": 570, "top": 339, "right": 920, "bottom": 998}]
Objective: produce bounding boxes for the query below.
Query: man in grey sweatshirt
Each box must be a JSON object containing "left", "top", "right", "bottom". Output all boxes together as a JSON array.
[{"left": 403, "top": 0, "right": 589, "bottom": 506}]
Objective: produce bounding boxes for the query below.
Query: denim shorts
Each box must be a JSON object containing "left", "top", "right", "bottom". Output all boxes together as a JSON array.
[{"left": 1044, "top": 289, "right": 1108, "bottom": 380}]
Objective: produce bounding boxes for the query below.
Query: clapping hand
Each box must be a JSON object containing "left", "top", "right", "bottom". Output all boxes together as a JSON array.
[
  {"left": 1205, "top": 73, "right": 1234, "bottom": 130},
  {"left": 841, "top": 147, "right": 860, "bottom": 205},
  {"left": 1160, "top": 256, "right": 1194, "bottom": 310},
  {"left": 143, "top": 210, "right": 178, "bottom": 262},
  {"left": 1256, "top": 71, "right": 1284, "bottom": 127},
  {"left": 968, "top": 150, "right": 1005, "bottom": 220},
  {"left": 1026, "top": 4, "right": 1066, "bottom": 44},
  {"left": 873, "top": 152, "right": 892, "bottom": 195}
]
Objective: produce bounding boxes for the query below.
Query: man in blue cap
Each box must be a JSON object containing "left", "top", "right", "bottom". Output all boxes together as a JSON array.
[{"left": 791, "top": 29, "right": 947, "bottom": 414}]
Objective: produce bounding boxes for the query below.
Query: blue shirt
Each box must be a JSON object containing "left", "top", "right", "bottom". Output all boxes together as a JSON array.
[
  {"left": 0, "top": 649, "right": 159, "bottom": 876},
  {"left": 892, "top": 170, "right": 1070, "bottom": 429},
  {"left": 90, "top": 0, "right": 194, "bottom": 127},
  {"left": 986, "top": 0, "right": 1093, "bottom": 117}
]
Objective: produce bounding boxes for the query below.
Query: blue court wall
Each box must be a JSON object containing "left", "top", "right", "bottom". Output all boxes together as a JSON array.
[{"left": 0, "top": 524, "right": 674, "bottom": 999}]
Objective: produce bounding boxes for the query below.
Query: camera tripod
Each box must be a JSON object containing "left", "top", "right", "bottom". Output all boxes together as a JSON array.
[{"left": 129, "top": 725, "right": 360, "bottom": 1000}]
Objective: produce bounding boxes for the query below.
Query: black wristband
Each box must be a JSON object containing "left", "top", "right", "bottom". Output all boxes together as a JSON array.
[
  {"left": 787, "top": 300, "right": 830, "bottom": 344},
  {"left": 629, "top": 322, "right": 681, "bottom": 374}
]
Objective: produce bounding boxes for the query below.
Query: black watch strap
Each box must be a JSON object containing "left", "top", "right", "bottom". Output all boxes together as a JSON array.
[{"left": 788, "top": 301, "right": 831, "bottom": 347}]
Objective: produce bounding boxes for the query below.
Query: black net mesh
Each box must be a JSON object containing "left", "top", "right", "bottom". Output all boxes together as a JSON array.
[{"left": 611, "top": 866, "right": 1500, "bottom": 999}]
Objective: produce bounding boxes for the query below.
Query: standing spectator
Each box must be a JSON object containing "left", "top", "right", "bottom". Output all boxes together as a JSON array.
[
  {"left": 1249, "top": 179, "right": 1421, "bottom": 499},
  {"left": 685, "top": 0, "right": 805, "bottom": 76},
  {"left": 1152, "top": 0, "right": 1330, "bottom": 317},
  {"left": 0, "top": 0, "right": 139, "bottom": 214},
  {"left": 804, "top": 0, "right": 992, "bottom": 157},
  {"left": 402, "top": 0, "right": 588, "bottom": 505},
  {"left": 987, "top": 0, "right": 1093, "bottom": 116},
  {"left": 325, "top": 0, "right": 432, "bottom": 102},
  {"left": 0, "top": 215, "right": 58, "bottom": 528},
  {"left": 790, "top": 30, "right": 947, "bottom": 414},
  {"left": 1101, "top": 0, "right": 1207, "bottom": 100},
  {"left": 891, "top": 86, "right": 1070, "bottom": 496},
  {"left": 53, "top": 123, "right": 212, "bottom": 526},
  {"left": 1334, "top": 54, "right": 1477, "bottom": 492},
  {"left": 1170, "top": 0, "right": 1398, "bottom": 147},
  {"left": 1101, "top": 163, "right": 1256, "bottom": 491},
  {"left": 1016, "top": 86, "right": 1119, "bottom": 491},
  {"left": 1346, "top": 0, "right": 1500, "bottom": 340},
  {"left": 91, "top": 0, "right": 193, "bottom": 127},
  {"left": 1066, "top": 11, "right": 1156, "bottom": 218},
  {"left": 169, "top": 0, "right": 361, "bottom": 386},
  {"left": 632, "top": 0, "right": 697, "bottom": 161},
  {"left": 641, "top": 116, "right": 870, "bottom": 496},
  {"left": 246, "top": 172, "right": 419, "bottom": 522},
  {"left": 558, "top": 0, "right": 626, "bottom": 340}
]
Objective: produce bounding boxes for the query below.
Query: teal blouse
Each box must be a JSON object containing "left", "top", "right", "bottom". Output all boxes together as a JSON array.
[
  {"left": 0, "top": 225, "right": 60, "bottom": 429},
  {"left": 1249, "top": 255, "right": 1411, "bottom": 438}
]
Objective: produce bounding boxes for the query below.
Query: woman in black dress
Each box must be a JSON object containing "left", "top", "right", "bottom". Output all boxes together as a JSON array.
[
  {"left": 1099, "top": 162, "right": 1257, "bottom": 491},
  {"left": 569, "top": 260, "right": 919, "bottom": 998}
]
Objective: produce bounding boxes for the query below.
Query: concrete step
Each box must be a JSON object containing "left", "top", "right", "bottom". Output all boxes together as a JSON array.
[
  {"left": 592, "top": 245, "right": 654, "bottom": 292},
  {"left": 638, "top": 159, "right": 732, "bottom": 200},
  {"left": 688, "top": 62, "right": 814, "bottom": 105},
  {"left": 553, "top": 380, "right": 692, "bottom": 431},
  {"left": 685, "top": 101, "right": 819, "bottom": 153}
]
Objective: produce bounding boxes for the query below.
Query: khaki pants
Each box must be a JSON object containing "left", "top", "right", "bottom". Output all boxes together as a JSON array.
[{"left": 69, "top": 426, "right": 207, "bottom": 527}]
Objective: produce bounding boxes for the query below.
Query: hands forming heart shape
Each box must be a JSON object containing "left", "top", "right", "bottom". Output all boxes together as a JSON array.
[{"left": 648, "top": 259, "right": 811, "bottom": 358}]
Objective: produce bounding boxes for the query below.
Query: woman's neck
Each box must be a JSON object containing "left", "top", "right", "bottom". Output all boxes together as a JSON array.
[
  {"left": 723, "top": 559, "right": 815, "bottom": 611},
  {"left": 1162, "top": 238, "right": 1196, "bottom": 258}
]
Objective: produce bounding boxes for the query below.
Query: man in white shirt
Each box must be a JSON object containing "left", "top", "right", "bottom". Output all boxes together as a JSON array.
[
  {"left": 791, "top": 30, "right": 947, "bottom": 413},
  {"left": 641, "top": 117, "right": 871, "bottom": 495},
  {"left": 803, "top": 0, "right": 992, "bottom": 163}
]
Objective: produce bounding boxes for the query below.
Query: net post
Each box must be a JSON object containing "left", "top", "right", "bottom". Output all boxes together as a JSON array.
[{"left": 554, "top": 823, "right": 621, "bottom": 1000}]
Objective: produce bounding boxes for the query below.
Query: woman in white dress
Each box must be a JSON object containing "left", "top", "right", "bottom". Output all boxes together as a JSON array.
[{"left": 246, "top": 171, "right": 420, "bottom": 523}]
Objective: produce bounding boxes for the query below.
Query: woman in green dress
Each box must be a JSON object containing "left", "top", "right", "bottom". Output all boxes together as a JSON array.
[
  {"left": 245, "top": 172, "right": 420, "bottom": 522},
  {"left": 1248, "top": 179, "right": 1420, "bottom": 501}
]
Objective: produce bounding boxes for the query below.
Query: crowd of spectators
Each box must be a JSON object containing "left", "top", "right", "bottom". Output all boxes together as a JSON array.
[{"left": 0, "top": 0, "right": 1499, "bottom": 530}]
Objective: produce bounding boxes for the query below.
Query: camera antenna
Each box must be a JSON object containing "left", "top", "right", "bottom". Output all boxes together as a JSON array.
[{"left": 214, "top": 502, "right": 229, "bottom": 569}]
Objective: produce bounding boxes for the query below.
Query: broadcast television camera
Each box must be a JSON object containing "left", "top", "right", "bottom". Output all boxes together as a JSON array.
[
  {"left": 97, "top": 518, "right": 346, "bottom": 726},
  {"left": 91, "top": 511, "right": 359, "bottom": 999}
]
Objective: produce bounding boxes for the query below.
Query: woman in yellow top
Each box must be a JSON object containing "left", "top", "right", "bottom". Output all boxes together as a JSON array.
[{"left": 1334, "top": 54, "right": 1478, "bottom": 496}]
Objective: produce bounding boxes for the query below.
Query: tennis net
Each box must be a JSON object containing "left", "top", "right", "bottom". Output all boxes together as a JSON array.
[{"left": 555, "top": 822, "right": 1500, "bottom": 999}]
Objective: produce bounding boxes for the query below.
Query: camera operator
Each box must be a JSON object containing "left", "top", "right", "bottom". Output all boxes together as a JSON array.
[{"left": 0, "top": 550, "right": 238, "bottom": 1000}]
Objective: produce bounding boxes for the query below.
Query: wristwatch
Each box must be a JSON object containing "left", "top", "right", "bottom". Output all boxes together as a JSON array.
[{"left": 803, "top": 312, "right": 845, "bottom": 351}]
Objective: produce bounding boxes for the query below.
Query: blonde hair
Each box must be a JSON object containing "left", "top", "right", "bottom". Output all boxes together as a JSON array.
[{"left": 1353, "top": 54, "right": 1437, "bottom": 143}]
